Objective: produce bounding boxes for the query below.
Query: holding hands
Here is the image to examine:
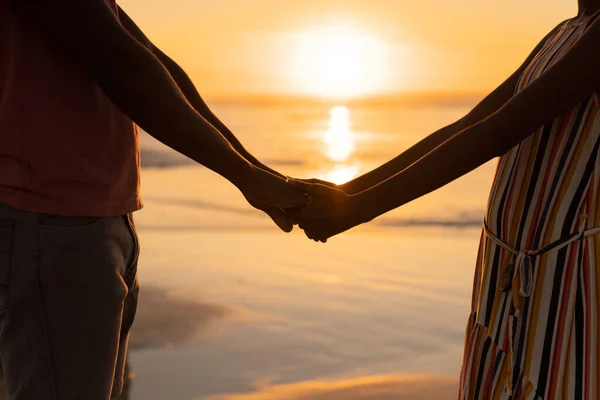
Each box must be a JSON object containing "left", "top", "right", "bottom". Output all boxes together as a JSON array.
[
  {"left": 237, "top": 167, "right": 309, "bottom": 232},
  {"left": 239, "top": 168, "right": 365, "bottom": 242},
  {"left": 285, "top": 178, "right": 365, "bottom": 242}
]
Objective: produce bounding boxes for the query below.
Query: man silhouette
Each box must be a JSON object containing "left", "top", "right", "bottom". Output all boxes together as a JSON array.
[{"left": 0, "top": 0, "right": 305, "bottom": 399}]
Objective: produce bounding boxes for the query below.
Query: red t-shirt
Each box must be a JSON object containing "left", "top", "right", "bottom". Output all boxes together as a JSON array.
[{"left": 0, "top": 0, "right": 142, "bottom": 216}]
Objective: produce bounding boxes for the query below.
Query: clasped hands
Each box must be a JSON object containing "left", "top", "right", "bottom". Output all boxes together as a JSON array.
[
  {"left": 239, "top": 167, "right": 367, "bottom": 242},
  {"left": 283, "top": 178, "right": 359, "bottom": 242}
]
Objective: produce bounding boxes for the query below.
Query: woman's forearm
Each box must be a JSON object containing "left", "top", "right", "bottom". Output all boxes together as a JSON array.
[
  {"left": 343, "top": 77, "right": 520, "bottom": 194},
  {"left": 342, "top": 22, "right": 568, "bottom": 196},
  {"left": 355, "top": 51, "right": 599, "bottom": 223},
  {"left": 353, "top": 117, "right": 503, "bottom": 223},
  {"left": 342, "top": 121, "right": 461, "bottom": 194}
]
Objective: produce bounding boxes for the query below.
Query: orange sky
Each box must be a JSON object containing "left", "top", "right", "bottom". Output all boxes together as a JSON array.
[{"left": 119, "top": 0, "right": 575, "bottom": 98}]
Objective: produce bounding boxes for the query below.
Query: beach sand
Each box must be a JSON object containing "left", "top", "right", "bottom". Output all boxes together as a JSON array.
[
  {"left": 118, "top": 162, "right": 486, "bottom": 399},
  {"left": 203, "top": 375, "right": 458, "bottom": 400}
]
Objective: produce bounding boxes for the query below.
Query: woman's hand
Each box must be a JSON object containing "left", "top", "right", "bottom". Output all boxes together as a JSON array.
[{"left": 286, "top": 179, "right": 364, "bottom": 242}]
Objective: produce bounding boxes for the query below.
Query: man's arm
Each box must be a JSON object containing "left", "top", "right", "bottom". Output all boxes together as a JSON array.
[
  {"left": 293, "top": 17, "right": 600, "bottom": 240},
  {"left": 12, "top": 0, "right": 305, "bottom": 209},
  {"left": 337, "top": 22, "right": 565, "bottom": 194},
  {"left": 116, "top": 6, "right": 284, "bottom": 179},
  {"left": 116, "top": 6, "right": 297, "bottom": 231}
]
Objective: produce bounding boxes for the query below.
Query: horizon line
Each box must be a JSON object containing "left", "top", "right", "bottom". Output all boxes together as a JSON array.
[{"left": 203, "top": 91, "right": 487, "bottom": 105}]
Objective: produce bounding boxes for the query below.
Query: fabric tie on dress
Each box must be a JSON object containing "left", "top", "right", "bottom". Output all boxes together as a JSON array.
[
  {"left": 498, "top": 251, "right": 533, "bottom": 309},
  {"left": 483, "top": 215, "right": 600, "bottom": 396}
]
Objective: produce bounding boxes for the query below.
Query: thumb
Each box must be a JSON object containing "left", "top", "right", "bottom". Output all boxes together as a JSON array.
[{"left": 287, "top": 179, "right": 333, "bottom": 196}]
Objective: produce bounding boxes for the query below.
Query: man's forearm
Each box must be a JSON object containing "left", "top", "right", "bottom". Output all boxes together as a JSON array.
[
  {"left": 97, "top": 40, "right": 254, "bottom": 187},
  {"left": 153, "top": 48, "right": 286, "bottom": 178},
  {"left": 114, "top": 6, "right": 273, "bottom": 177}
]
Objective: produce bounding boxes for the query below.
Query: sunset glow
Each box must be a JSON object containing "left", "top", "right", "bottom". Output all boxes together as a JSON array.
[
  {"left": 120, "top": 0, "right": 572, "bottom": 98},
  {"left": 290, "top": 27, "right": 390, "bottom": 98}
]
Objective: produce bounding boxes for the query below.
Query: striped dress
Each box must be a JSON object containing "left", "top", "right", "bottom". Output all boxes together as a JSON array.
[{"left": 459, "top": 14, "right": 600, "bottom": 400}]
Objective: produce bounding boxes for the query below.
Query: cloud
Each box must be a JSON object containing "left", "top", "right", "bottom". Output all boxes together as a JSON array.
[{"left": 201, "top": 375, "right": 457, "bottom": 400}]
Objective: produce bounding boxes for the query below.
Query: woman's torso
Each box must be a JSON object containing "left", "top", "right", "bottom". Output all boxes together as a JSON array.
[{"left": 486, "top": 15, "right": 600, "bottom": 248}]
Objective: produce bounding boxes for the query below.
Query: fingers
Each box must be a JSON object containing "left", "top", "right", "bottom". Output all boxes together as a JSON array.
[
  {"left": 249, "top": 171, "right": 309, "bottom": 209},
  {"left": 300, "top": 178, "right": 338, "bottom": 188},
  {"left": 287, "top": 195, "right": 332, "bottom": 243},
  {"left": 307, "top": 233, "right": 328, "bottom": 243},
  {"left": 248, "top": 199, "right": 295, "bottom": 232},
  {"left": 302, "top": 228, "right": 324, "bottom": 243},
  {"left": 303, "top": 228, "right": 317, "bottom": 242},
  {"left": 302, "top": 179, "right": 323, "bottom": 184},
  {"left": 286, "top": 179, "right": 336, "bottom": 196},
  {"left": 277, "top": 184, "right": 309, "bottom": 209},
  {"left": 299, "top": 221, "right": 329, "bottom": 243},
  {"left": 260, "top": 200, "right": 327, "bottom": 241},
  {"left": 248, "top": 186, "right": 330, "bottom": 241},
  {"left": 284, "top": 207, "right": 303, "bottom": 224},
  {"left": 265, "top": 207, "right": 294, "bottom": 233}
]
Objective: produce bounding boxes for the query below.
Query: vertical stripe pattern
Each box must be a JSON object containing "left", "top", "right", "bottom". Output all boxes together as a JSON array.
[{"left": 459, "top": 14, "right": 600, "bottom": 400}]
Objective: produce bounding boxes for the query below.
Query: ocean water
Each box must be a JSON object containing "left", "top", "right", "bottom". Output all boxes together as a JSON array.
[
  {"left": 124, "top": 97, "right": 496, "bottom": 399},
  {"left": 139, "top": 97, "right": 495, "bottom": 228}
]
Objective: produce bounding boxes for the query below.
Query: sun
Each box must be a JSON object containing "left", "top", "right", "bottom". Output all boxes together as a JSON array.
[{"left": 290, "top": 26, "right": 389, "bottom": 99}]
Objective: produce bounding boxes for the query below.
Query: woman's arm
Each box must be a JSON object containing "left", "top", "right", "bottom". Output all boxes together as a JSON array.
[
  {"left": 292, "top": 17, "right": 600, "bottom": 240},
  {"left": 338, "top": 22, "right": 565, "bottom": 194}
]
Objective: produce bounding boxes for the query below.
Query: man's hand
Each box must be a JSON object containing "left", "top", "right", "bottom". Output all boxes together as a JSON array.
[
  {"left": 239, "top": 168, "right": 308, "bottom": 232},
  {"left": 247, "top": 199, "right": 294, "bottom": 233},
  {"left": 286, "top": 180, "right": 362, "bottom": 242},
  {"left": 245, "top": 174, "right": 329, "bottom": 233}
]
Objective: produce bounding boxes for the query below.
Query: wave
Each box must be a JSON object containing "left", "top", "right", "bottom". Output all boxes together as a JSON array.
[
  {"left": 140, "top": 148, "right": 306, "bottom": 169},
  {"left": 377, "top": 216, "right": 483, "bottom": 229},
  {"left": 141, "top": 196, "right": 484, "bottom": 231},
  {"left": 140, "top": 148, "right": 195, "bottom": 168},
  {"left": 143, "top": 197, "right": 258, "bottom": 216}
]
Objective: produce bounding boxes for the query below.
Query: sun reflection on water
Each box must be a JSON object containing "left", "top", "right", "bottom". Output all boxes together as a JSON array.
[
  {"left": 324, "top": 106, "right": 354, "bottom": 162},
  {"left": 322, "top": 106, "right": 360, "bottom": 184},
  {"left": 327, "top": 164, "right": 359, "bottom": 185}
]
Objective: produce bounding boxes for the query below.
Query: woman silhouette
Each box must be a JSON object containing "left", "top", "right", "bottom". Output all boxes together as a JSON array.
[{"left": 292, "top": 1, "right": 600, "bottom": 398}]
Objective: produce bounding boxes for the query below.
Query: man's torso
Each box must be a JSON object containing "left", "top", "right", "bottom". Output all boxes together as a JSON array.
[{"left": 0, "top": 0, "right": 142, "bottom": 216}]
